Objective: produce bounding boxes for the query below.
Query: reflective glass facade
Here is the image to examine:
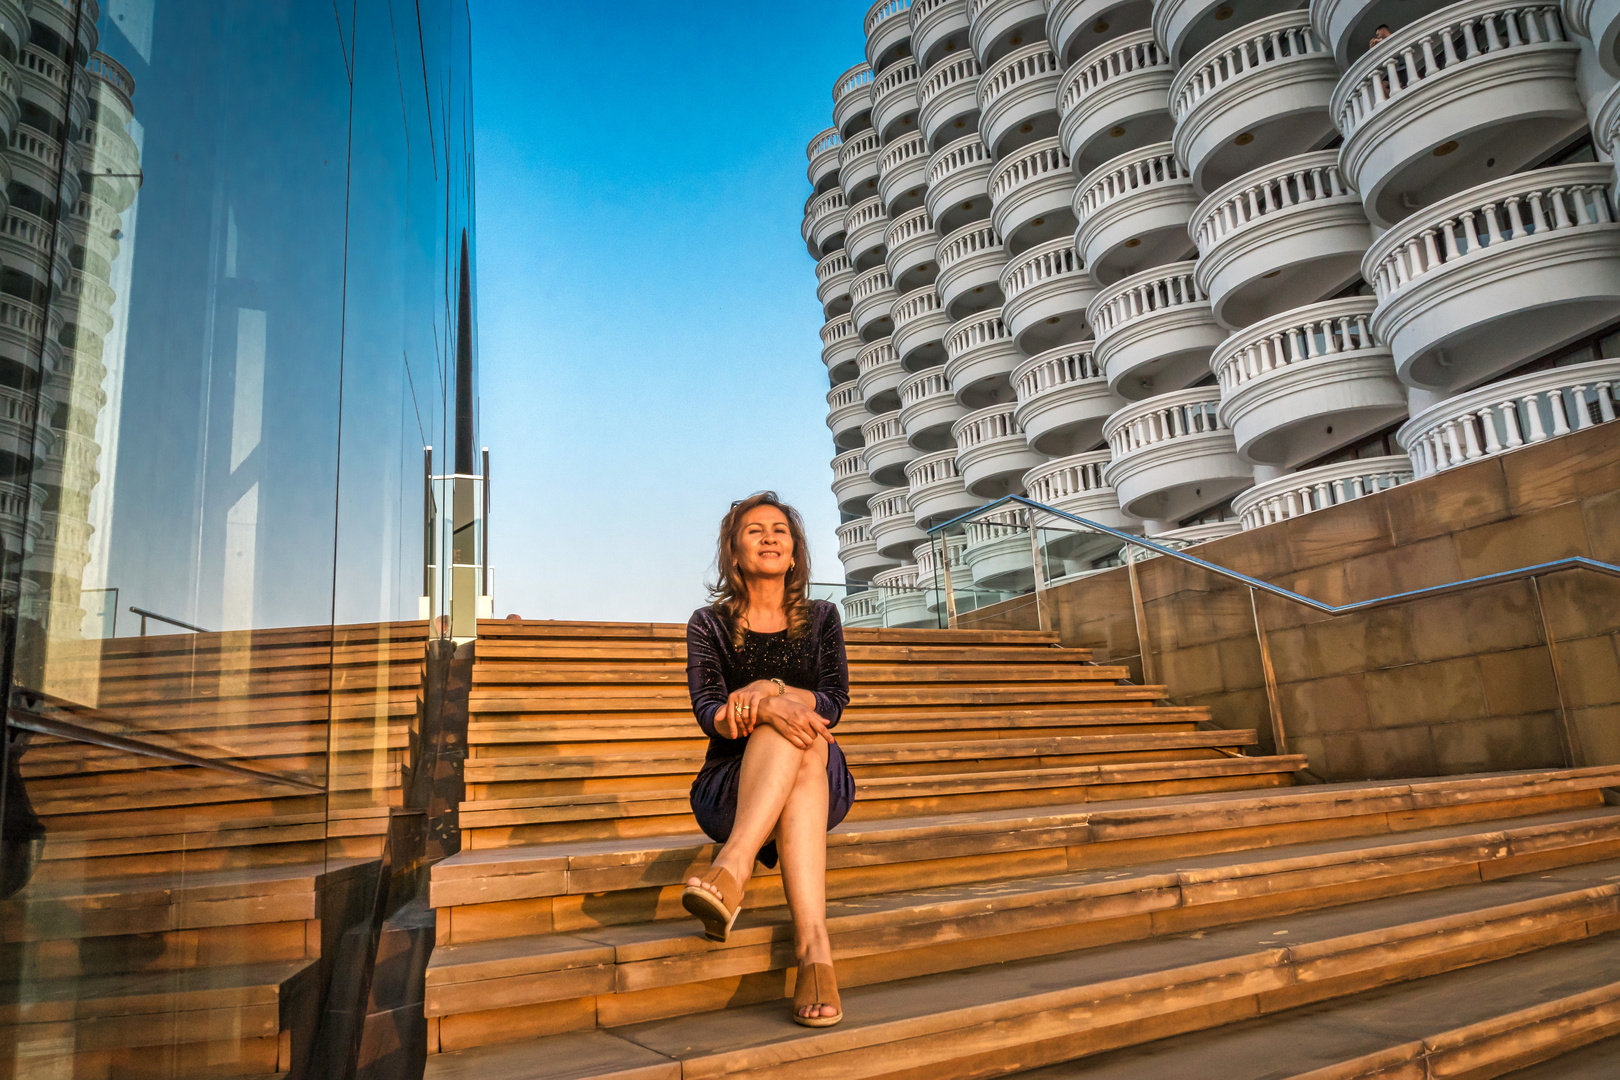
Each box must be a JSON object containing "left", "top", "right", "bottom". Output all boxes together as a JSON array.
[{"left": 0, "top": 1, "right": 475, "bottom": 1075}]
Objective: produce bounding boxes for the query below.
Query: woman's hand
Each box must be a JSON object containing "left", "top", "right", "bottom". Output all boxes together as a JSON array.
[
  {"left": 757, "top": 697, "right": 833, "bottom": 750},
  {"left": 720, "top": 680, "right": 784, "bottom": 739}
]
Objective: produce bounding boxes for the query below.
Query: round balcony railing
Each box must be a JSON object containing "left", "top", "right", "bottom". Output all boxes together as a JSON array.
[
  {"left": 870, "top": 482, "right": 929, "bottom": 556},
  {"left": 977, "top": 41, "right": 1063, "bottom": 156},
  {"left": 907, "top": 446, "right": 981, "bottom": 527},
  {"left": 999, "top": 236, "right": 1096, "bottom": 350},
  {"left": 834, "top": 62, "right": 876, "bottom": 134},
  {"left": 827, "top": 379, "right": 869, "bottom": 448},
  {"left": 899, "top": 364, "right": 968, "bottom": 447},
  {"left": 912, "top": 0, "right": 970, "bottom": 64},
  {"left": 815, "top": 250, "right": 856, "bottom": 311},
  {"left": 1193, "top": 152, "right": 1356, "bottom": 254},
  {"left": 844, "top": 193, "right": 890, "bottom": 261},
  {"left": 838, "top": 517, "right": 901, "bottom": 583},
  {"left": 1213, "top": 296, "right": 1379, "bottom": 400},
  {"left": 872, "top": 58, "right": 922, "bottom": 136},
  {"left": 952, "top": 402, "right": 1042, "bottom": 496},
  {"left": 822, "top": 314, "right": 861, "bottom": 373},
  {"left": 857, "top": 336, "right": 905, "bottom": 403},
  {"left": 1234, "top": 457, "right": 1414, "bottom": 530},
  {"left": 1022, "top": 449, "right": 1115, "bottom": 509},
  {"left": 1364, "top": 163, "right": 1620, "bottom": 391},
  {"left": 1087, "top": 260, "right": 1222, "bottom": 397},
  {"left": 839, "top": 590, "right": 886, "bottom": 627},
  {"left": 969, "top": 0, "right": 1050, "bottom": 64},
  {"left": 838, "top": 128, "right": 883, "bottom": 197},
  {"left": 1102, "top": 384, "right": 1252, "bottom": 520},
  {"left": 918, "top": 51, "right": 983, "bottom": 143},
  {"left": 913, "top": 530, "right": 969, "bottom": 590},
  {"left": 1398, "top": 357, "right": 1620, "bottom": 479},
  {"left": 987, "top": 136, "right": 1075, "bottom": 247},
  {"left": 851, "top": 265, "right": 898, "bottom": 336},
  {"left": 1073, "top": 142, "right": 1198, "bottom": 287},
  {"left": 867, "top": 0, "right": 917, "bottom": 66},
  {"left": 879, "top": 131, "right": 929, "bottom": 210},
  {"left": 943, "top": 308, "right": 1019, "bottom": 402},
  {"left": 884, "top": 204, "right": 939, "bottom": 287},
  {"left": 863, "top": 408, "right": 920, "bottom": 485},
  {"left": 1057, "top": 29, "right": 1174, "bottom": 174},
  {"left": 892, "top": 283, "right": 951, "bottom": 366},
  {"left": 832, "top": 447, "right": 883, "bottom": 515},
  {"left": 1126, "top": 520, "right": 1242, "bottom": 562},
  {"left": 808, "top": 188, "right": 848, "bottom": 253},
  {"left": 925, "top": 131, "right": 994, "bottom": 205},
  {"left": 935, "top": 218, "right": 1006, "bottom": 313},
  {"left": 807, "top": 126, "right": 841, "bottom": 166},
  {"left": 1011, "top": 341, "right": 1117, "bottom": 455},
  {"left": 1104, "top": 386, "right": 1228, "bottom": 464}
]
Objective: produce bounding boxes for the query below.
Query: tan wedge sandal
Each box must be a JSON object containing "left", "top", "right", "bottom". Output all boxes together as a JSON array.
[
  {"left": 792, "top": 961, "right": 842, "bottom": 1027},
  {"left": 680, "top": 866, "right": 743, "bottom": 942}
]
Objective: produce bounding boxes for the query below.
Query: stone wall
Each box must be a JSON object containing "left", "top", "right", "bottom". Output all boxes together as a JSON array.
[{"left": 959, "top": 424, "right": 1620, "bottom": 781}]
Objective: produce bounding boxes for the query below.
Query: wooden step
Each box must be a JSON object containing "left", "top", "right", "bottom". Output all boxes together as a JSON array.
[
  {"left": 473, "top": 641, "right": 1092, "bottom": 665},
  {"left": 421, "top": 806, "right": 1620, "bottom": 1035},
  {"left": 1499, "top": 1035, "right": 1620, "bottom": 1078},
  {"left": 473, "top": 621, "right": 1061, "bottom": 647},
  {"left": 422, "top": 855, "right": 1620, "bottom": 1069},
  {"left": 471, "top": 663, "right": 1124, "bottom": 689}
]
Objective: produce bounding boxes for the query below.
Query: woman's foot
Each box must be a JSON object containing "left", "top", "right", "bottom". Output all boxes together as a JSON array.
[
  {"left": 794, "top": 925, "right": 839, "bottom": 1022},
  {"left": 685, "top": 848, "right": 751, "bottom": 902}
]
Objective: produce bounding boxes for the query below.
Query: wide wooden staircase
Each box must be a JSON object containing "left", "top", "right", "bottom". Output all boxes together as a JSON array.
[
  {"left": 419, "top": 620, "right": 1620, "bottom": 1078},
  {"left": 0, "top": 620, "right": 429, "bottom": 1079}
]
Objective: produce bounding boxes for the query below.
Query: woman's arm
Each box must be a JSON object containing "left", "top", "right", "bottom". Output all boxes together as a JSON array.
[
  {"left": 811, "top": 604, "right": 850, "bottom": 728},
  {"left": 686, "top": 610, "right": 736, "bottom": 740}
]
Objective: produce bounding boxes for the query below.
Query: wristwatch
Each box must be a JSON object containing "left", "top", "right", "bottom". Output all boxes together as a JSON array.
[{"left": 770, "top": 678, "right": 787, "bottom": 696}]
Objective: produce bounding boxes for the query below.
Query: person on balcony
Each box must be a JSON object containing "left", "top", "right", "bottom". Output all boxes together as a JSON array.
[{"left": 682, "top": 491, "right": 853, "bottom": 1028}]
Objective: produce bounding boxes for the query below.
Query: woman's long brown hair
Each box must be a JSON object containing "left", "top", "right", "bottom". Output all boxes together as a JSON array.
[{"left": 710, "top": 492, "right": 813, "bottom": 649}]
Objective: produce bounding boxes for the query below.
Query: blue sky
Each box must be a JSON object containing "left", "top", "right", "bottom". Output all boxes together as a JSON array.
[{"left": 471, "top": 0, "right": 873, "bottom": 622}]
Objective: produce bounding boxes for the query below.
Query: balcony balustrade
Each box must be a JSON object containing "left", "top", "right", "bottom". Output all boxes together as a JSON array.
[
  {"left": 809, "top": 188, "right": 848, "bottom": 256},
  {"left": 870, "top": 486, "right": 930, "bottom": 557},
  {"left": 935, "top": 218, "right": 1007, "bottom": 316},
  {"left": 0, "top": 382, "right": 43, "bottom": 463},
  {"left": 1170, "top": 12, "right": 1339, "bottom": 194},
  {"left": 839, "top": 128, "right": 884, "bottom": 201},
  {"left": 1192, "top": 151, "right": 1372, "bottom": 329},
  {"left": 1000, "top": 237, "right": 1098, "bottom": 355},
  {"left": 827, "top": 379, "right": 870, "bottom": 449},
  {"left": 803, "top": 194, "right": 818, "bottom": 257},
  {"left": 884, "top": 205, "right": 940, "bottom": 293},
  {"left": 1565, "top": 0, "right": 1620, "bottom": 75},
  {"left": 845, "top": 194, "right": 890, "bottom": 266},
  {"left": 822, "top": 314, "right": 863, "bottom": 381},
  {"left": 900, "top": 366, "right": 970, "bottom": 448},
  {"left": 872, "top": 563, "right": 934, "bottom": 627},
  {"left": 1597, "top": 79, "right": 1620, "bottom": 167},
  {"left": 1088, "top": 260, "right": 1225, "bottom": 399},
  {"left": 0, "top": 0, "right": 21, "bottom": 55},
  {"left": 907, "top": 448, "right": 984, "bottom": 527},
  {"left": 839, "top": 590, "right": 887, "bottom": 628},
  {"left": 1074, "top": 143, "right": 1199, "bottom": 286},
  {"left": 913, "top": 0, "right": 971, "bottom": 68},
  {"left": 953, "top": 402, "right": 1044, "bottom": 496},
  {"left": 944, "top": 308, "right": 1021, "bottom": 404},
  {"left": 1103, "top": 386, "right": 1253, "bottom": 519},
  {"left": 1048, "top": 0, "right": 1156, "bottom": 64},
  {"left": 1013, "top": 342, "right": 1122, "bottom": 455},
  {"left": 963, "top": 506, "right": 1035, "bottom": 590},
  {"left": 925, "top": 133, "right": 995, "bottom": 236},
  {"left": 988, "top": 137, "right": 1077, "bottom": 253},
  {"left": 1334, "top": 0, "right": 1583, "bottom": 229},
  {"left": 863, "top": 411, "right": 922, "bottom": 486},
  {"left": 1365, "top": 163, "right": 1620, "bottom": 392},
  {"left": 918, "top": 51, "right": 984, "bottom": 146},
  {"left": 832, "top": 448, "right": 883, "bottom": 515},
  {"left": 857, "top": 337, "right": 907, "bottom": 410},
  {"left": 1234, "top": 456, "right": 1413, "bottom": 529},
  {"left": 0, "top": 207, "right": 68, "bottom": 288},
  {"left": 838, "top": 516, "right": 902, "bottom": 581},
  {"left": 1058, "top": 30, "right": 1175, "bottom": 177},
  {"left": 867, "top": 0, "right": 918, "bottom": 71},
  {"left": 1213, "top": 296, "right": 1408, "bottom": 467},
  {"left": 816, "top": 250, "right": 857, "bottom": 315},
  {"left": 892, "top": 284, "right": 952, "bottom": 368},
  {"left": 879, "top": 131, "right": 930, "bottom": 213},
  {"left": 969, "top": 0, "right": 1051, "bottom": 64},
  {"left": 977, "top": 42, "right": 1063, "bottom": 158},
  {"left": 834, "top": 62, "right": 876, "bottom": 136},
  {"left": 0, "top": 55, "right": 17, "bottom": 144},
  {"left": 0, "top": 296, "right": 59, "bottom": 360},
  {"left": 873, "top": 58, "right": 923, "bottom": 140},
  {"left": 63, "top": 273, "right": 116, "bottom": 339},
  {"left": 914, "top": 532, "right": 969, "bottom": 592},
  {"left": 852, "top": 265, "right": 899, "bottom": 339},
  {"left": 807, "top": 127, "right": 842, "bottom": 192},
  {"left": 1397, "top": 356, "right": 1620, "bottom": 478},
  {"left": 1126, "top": 519, "right": 1243, "bottom": 561},
  {"left": 1023, "top": 450, "right": 1134, "bottom": 530}
]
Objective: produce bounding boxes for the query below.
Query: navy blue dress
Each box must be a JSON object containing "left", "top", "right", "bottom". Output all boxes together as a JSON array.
[{"left": 685, "top": 600, "right": 855, "bottom": 868}]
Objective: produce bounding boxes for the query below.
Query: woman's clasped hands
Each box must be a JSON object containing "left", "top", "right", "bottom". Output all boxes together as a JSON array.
[{"left": 719, "top": 679, "right": 833, "bottom": 749}]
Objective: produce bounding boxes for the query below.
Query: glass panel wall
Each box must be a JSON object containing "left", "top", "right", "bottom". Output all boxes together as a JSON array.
[{"left": 0, "top": 1, "right": 474, "bottom": 1076}]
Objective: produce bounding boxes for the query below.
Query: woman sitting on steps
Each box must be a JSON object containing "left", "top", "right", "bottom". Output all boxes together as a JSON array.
[{"left": 682, "top": 491, "right": 854, "bottom": 1027}]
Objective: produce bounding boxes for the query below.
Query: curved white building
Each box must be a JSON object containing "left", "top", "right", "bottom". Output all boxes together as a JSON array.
[{"left": 804, "top": 0, "right": 1620, "bottom": 595}]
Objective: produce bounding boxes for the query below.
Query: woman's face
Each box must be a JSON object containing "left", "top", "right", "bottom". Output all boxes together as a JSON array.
[{"left": 734, "top": 505, "right": 795, "bottom": 580}]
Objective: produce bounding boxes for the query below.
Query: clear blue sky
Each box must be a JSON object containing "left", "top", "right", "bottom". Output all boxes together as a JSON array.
[{"left": 471, "top": 0, "right": 872, "bottom": 622}]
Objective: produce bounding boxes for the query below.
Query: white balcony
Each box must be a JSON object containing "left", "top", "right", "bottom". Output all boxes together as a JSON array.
[
  {"left": 944, "top": 308, "right": 1021, "bottom": 404},
  {"left": 1103, "top": 387, "right": 1253, "bottom": 520},
  {"left": 0, "top": 207, "right": 67, "bottom": 288},
  {"left": 839, "top": 517, "right": 902, "bottom": 581},
  {"left": 1049, "top": 0, "right": 1155, "bottom": 65},
  {"left": 868, "top": 0, "right": 918, "bottom": 71},
  {"left": 807, "top": 127, "right": 842, "bottom": 192},
  {"left": 873, "top": 58, "right": 923, "bottom": 141},
  {"left": 834, "top": 63, "right": 876, "bottom": 137},
  {"left": 914, "top": 0, "right": 971, "bottom": 68},
  {"left": 1398, "top": 356, "right": 1620, "bottom": 477},
  {"left": 936, "top": 219, "right": 1007, "bottom": 316},
  {"left": 893, "top": 284, "right": 952, "bottom": 368},
  {"left": 1000, "top": 237, "right": 1098, "bottom": 355},
  {"left": 900, "top": 367, "right": 970, "bottom": 449},
  {"left": 1074, "top": 143, "right": 1199, "bottom": 287},
  {"left": 839, "top": 128, "right": 883, "bottom": 202},
  {"left": 919, "top": 52, "right": 984, "bottom": 147},
  {"left": 879, "top": 131, "right": 930, "bottom": 213},
  {"left": 1565, "top": 0, "right": 1620, "bottom": 76},
  {"left": 1023, "top": 450, "right": 1135, "bottom": 531},
  {"left": 816, "top": 250, "right": 856, "bottom": 315},
  {"left": 914, "top": 532, "right": 969, "bottom": 592},
  {"left": 1365, "top": 164, "right": 1620, "bottom": 393},
  {"left": 1234, "top": 456, "right": 1414, "bottom": 529},
  {"left": 809, "top": 188, "right": 848, "bottom": 255},
  {"left": 828, "top": 380, "right": 869, "bottom": 449},
  {"left": 1088, "top": 261, "right": 1225, "bottom": 399},
  {"left": 1214, "top": 296, "right": 1409, "bottom": 467},
  {"left": 1192, "top": 151, "right": 1372, "bottom": 330},
  {"left": 873, "top": 564, "right": 936, "bottom": 627},
  {"left": 1170, "top": 12, "right": 1340, "bottom": 194},
  {"left": 977, "top": 41, "right": 1063, "bottom": 158},
  {"left": 1332, "top": 0, "right": 1584, "bottom": 230},
  {"left": 832, "top": 448, "right": 883, "bottom": 515},
  {"left": 845, "top": 194, "right": 890, "bottom": 265},
  {"left": 1128, "top": 519, "right": 1243, "bottom": 560},
  {"left": 870, "top": 486, "right": 931, "bottom": 557},
  {"left": 1013, "top": 342, "right": 1123, "bottom": 455},
  {"left": 963, "top": 506, "right": 1036, "bottom": 590},
  {"left": 858, "top": 337, "right": 907, "bottom": 410},
  {"left": 863, "top": 410, "right": 922, "bottom": 485},
  {"left": 1155, "top": 0, "right": 1307, "bottom": 66},
  {"left": 988, "top": 137, "right": 1078, "bottom": 252},
  {"left": 852, "top": 265, "right": 899, "bottom": 339},
  {"left": 885, "top": 205, "right": 940, "bottom": 293},
  {"left": 839, "top": 589, "right": 887, "bottom": 628},
  {"left": 953, "top": 403, "right": 1044, "bottom": 496},
  {"left": 926, "top": 133, "right": 995, "bottom": 236},
  {"left": 907, "top": 448, "right": 985, "bottom": 526},
  {"left": 970, "top": 0, "right": 1051, "bottom": 65},
  {"left": 822, "top": 315, "right": 863, "bottom": 381},
  {"left": 1057, "top": 30, "right": 1175, "bottom": 177}
]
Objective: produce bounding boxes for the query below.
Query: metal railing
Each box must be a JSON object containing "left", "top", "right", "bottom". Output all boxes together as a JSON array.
[{"left": 129, "top": 605, "right": 209, "bottom": 635}]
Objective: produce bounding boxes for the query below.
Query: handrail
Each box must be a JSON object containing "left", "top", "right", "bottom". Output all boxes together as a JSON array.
[{"left": 129, "top": 605, "right": 209, "bottom": 635}]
